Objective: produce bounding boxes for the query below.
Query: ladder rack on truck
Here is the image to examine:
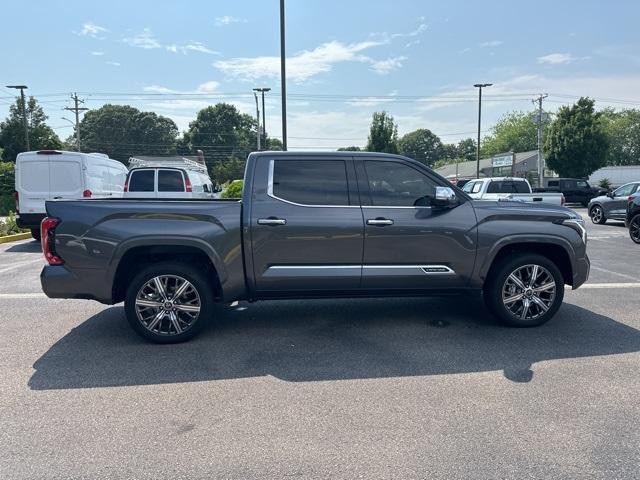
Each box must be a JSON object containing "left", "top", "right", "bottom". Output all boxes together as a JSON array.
[{"left": 128, "top": 156, "right": 208, "bottom": 174}]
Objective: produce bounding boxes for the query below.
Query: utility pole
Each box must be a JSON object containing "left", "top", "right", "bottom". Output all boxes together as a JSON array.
[
  {"left": 64, "top": 93, "right": 88, "bottom": 152},
  {"left": 533, "top": 93, "right": 549, "bottom": 187},
  {"left": 6, "top": 85, "right": 30, "bottom": 151},
  {"left": 473, "top": 83, "right": 492, "bottom": 178},
  {"left": 253, "top": 87, "right": 271, "bottom": 148},
  {"left": 280, "top": 0, "right": 287, "bottom": 150},
  {"left": 253, "top": 92, "right": 261, "bottom": 151}
]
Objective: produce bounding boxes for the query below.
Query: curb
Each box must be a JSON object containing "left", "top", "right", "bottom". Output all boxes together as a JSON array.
[{"left": 0, "top": 232, "right": 33, "bottom": 244}]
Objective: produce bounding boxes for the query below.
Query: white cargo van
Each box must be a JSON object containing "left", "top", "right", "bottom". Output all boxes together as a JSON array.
[{"left": 15, "top": 150, "right": 128, "bottom": 240}]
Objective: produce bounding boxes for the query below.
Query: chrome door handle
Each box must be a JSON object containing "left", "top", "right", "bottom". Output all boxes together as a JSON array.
[
  {"left": 367, "top": 218, "right": 394, "bottom": 226},
  {"left": 258, "top": 217, "right": 287, "bottom": 226}
]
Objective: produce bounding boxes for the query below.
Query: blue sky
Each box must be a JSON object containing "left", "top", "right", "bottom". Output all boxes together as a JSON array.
[{"left": 2, "top": 0, "right": 639, "bottom": 150}]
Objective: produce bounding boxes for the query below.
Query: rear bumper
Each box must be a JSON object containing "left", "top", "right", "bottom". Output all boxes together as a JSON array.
[
  {"left": 572, "top": 254, "right": 590, "bottom": 289},
  {"left": 16, "top": 213, "right": 46, "bottom": 230},
  {"left": 40, "top": 265, "right": 114, "bottom": 304}
]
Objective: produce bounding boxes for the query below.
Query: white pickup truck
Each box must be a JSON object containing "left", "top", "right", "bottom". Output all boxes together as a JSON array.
[{"left": 461, "top": 177, "right": 565, "bottom": 205}]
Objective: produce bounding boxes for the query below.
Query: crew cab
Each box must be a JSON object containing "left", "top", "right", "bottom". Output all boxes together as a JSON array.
[
  {"left": 40, "top": 152, "right": 590, "bottom": 343},
  {"left": 461, "top": 177, "right": 565, "bottom": 205},
  {"left": 535, "top": 178, "right": 605, "bottom": 206}
]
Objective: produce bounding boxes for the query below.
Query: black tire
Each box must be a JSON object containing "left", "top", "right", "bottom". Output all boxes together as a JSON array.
[
  {"left": 484, "top": 253, "right": 565, "bottom": 327},
  {"left": 589, "top": 205, "right": 606, "bottom": 224},
  {"left": 124, "top": 262, "right": 215, "bottom": 343},
  {"left": 30, "top": 228, "right": 41, "bottom": 242},
  {"left": 630, "top": 214, "right": 640, "bottom": 244}
]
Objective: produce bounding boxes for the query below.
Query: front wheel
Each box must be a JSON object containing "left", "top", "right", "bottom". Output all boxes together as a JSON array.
[
  {"left": 484, "top": 254, "right": 565, "bottom": 327},
  {"left": 630, "top": 214, "right": 640, "bottom": 244},
  {"left": 589, "top": 205, "right": 606, "bottom": 224},
  {"left": 124, "top": 262, "right": 215, "bottom": 343}
]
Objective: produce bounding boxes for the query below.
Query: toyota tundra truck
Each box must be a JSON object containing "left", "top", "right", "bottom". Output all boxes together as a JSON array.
[{"left": 40, "top": 152, "right": 590, "bottom": 343}]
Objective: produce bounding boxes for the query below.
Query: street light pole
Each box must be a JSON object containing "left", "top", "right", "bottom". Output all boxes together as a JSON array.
[
  {"left": 253, "top": 92, "right": 261, "bottom": 151},
  {"left": 253, "top": 87, "right": 271, "bottom": 148},
  {"left": 473, "top": 83, "right": 492, "bottom": 178},
  {"left": 6, "top": 85, "right": 30, "bottom": 151},
  {"left": 280, "top": 0, "right": 287, "bottom": 150}
]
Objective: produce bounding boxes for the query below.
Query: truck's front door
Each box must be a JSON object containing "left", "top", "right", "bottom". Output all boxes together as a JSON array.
[
  {"left": 250, "top": 156, "right": 364, "bottom": 293},
  {"left": 358, "top": 158, "right": 477, "bottom": 290}
]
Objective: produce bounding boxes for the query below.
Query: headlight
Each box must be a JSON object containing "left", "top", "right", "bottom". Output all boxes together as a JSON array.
[{"left": 558, "top": 217, "right": 587, "bottom": 244}]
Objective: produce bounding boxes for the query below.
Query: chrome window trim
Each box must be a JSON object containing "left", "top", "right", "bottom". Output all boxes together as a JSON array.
[
  {"left": 264, "top": 264, "right": 455, "bottom": 276},
  {"left": 267, "top": 159, "right": 359, "bottom": 209}
]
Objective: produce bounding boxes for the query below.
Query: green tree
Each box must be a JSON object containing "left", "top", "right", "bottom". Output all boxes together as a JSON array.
[
  {"left": 601, "top": 108, "right": 640, "bottom": 166},
  {"left": 0, "top": 97, "right": 62, "bottom": 161},
  {"left": 544, "top": 97, "right": 609, "bottom": 178},
  {"left": 366, "top": 111, "right": 398, "bottom": 154},
  {"left": 481, "top": 110, "right": 539, "bottom": 157},
  {"left": 398, "top": 129, "right": 443, "bottom": 167},
  {"left": 456, "top": 138, "right": 477, "bottom": 162},
  {"left": 337, "top": 146, "right": 362, "bottom": 151},
  {"left": 78, "top": 105, "right": 178, "bottom": 163}
]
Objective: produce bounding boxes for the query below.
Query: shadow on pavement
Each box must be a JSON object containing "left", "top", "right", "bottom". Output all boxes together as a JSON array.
[
  {"left": 5, "top": 241, "right": 41, "bottom": 253},
  {"left": 29, "top": 296, "right": 640, "bottom": 389}
]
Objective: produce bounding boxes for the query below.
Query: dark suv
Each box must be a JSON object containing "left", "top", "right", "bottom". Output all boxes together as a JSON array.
[{"left": 627, "top": 194, "right": 640, "bottom": 244}]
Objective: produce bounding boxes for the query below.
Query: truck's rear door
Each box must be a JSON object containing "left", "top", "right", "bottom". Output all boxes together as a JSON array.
[
  {"left": 16, "top": 152, "right": 51, "bottom": 214},
  {"left": 50, "top": 154, "right": 83, "bottom": 201},
  {"left": 249, "top": 155, "right": 364, "bottom": 293}
]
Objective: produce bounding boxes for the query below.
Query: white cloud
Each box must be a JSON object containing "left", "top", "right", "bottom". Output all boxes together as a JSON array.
[
  {"left": 76, "top": 22, "right": 108, "bottom": 39},
  {"left": 143, "top": 81, "right": 221, "bottom": 95},
  {"left": 106, "top": 61, "right": 120, "bottom": 66},
  {"left": 369, "top": 56, "right": 407, "bottom": 75},
  {"left": 214, "top": 16, "right": 245, "bottom": 26},
  {"left": 537, "top": 53, "right": 575, "bottom": 65},
  {"left": 90, "top": 51, "right": 105, "bottom": 56},
  {"left": 123, "top": 28, "right": 161, "bottom": 49},
  {"left": 479, "top": 40, "right": 503, "bottom": 48},
  {"left": 214, "top": 40, "right": 382, "bottom": 82},
  {"left": 166, "top": 42, "right": 219, "bottom": 55},
  {"left": 459, "top": 47, "right": 471, "bottom": 54}
]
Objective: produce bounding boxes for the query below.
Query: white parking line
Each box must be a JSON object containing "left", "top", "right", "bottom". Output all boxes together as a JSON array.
[
  {"left": 578, "top": 283, "right": 640, "bottom": 289},
  {"left": 0, "top": 293, "right": 47, "bottom": 298}
]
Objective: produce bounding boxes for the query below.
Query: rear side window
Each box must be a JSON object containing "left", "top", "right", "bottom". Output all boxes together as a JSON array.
[
  {"left": 576, "top": 180, "right": 588, "bottom": 188},
  {"left": 158, "top": 170, "right": 185, "bottom": 192},
  {"left": 547, "top": 180, "right": 559, "bottom": 187},
  {"left": 19, "top": 160, "right": 49, "bottom": 192},
  {"left": 50, "top": 161, "right": 82, "bottom": 194},
  {"left": 128, "top": 170, "right": 155, "bottom": 192},
  {"left": 272, "top": 159, "right": 349, "bottom": 206}
]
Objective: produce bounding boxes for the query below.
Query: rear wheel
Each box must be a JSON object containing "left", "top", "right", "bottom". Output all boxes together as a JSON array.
[
  {"left": 30, "top": 228, "right": 41, "bottom": 241},
  {"left": 589, "top": 205, "right": 606, "bottom": 224},
  {"left": 124, "top": 262, "right": 215, "bottom": 343},
  {"left": 484, "top": 253, "right": 565, "bottom": 327},
  {"left": 630, "top": 214, "right": 640, "bottom": 244}
]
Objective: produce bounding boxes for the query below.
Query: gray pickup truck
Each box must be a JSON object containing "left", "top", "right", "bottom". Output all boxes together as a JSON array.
[{"left": 41, "top": 152, "right": 590, "bottom": 342}]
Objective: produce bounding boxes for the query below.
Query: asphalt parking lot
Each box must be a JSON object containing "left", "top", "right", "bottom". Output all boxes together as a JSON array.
[{"left": 0, "top": 207, "right": 638, "bottom": 479}]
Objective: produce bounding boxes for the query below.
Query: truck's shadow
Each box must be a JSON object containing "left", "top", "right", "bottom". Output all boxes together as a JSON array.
[
  {"left": 6, "top": 240, "right": 40, "bottom": 253},
  {"left": 29, "top": 297, "right": 640, "bottom": 389}
]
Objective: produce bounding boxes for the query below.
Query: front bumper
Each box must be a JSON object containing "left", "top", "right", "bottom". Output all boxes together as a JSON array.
[
  {"left": 40, "top": 265, "right": 114, "bottom": 304},
  {"left": 16, "top": 213, "right": 46, "bottom": 230},
  {"left": 572, "top": 254, "right": 590, "bottom": 289}
]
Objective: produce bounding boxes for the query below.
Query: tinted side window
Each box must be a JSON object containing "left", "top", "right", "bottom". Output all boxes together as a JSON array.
[
  {"left": 614, "top": 184, "right": 634, "bottom": 197},
  {"left": 128, "top": 170, "right": 155, "bottom": 192},
  {"left": 364, "top": 161, "right": 437, "bottom": 207},
  {"left": 486, "top": 181, "right": 504, "bottom": 193},
  {"left": 272, "top": 159, "right": 349, "bottom": 205},
  {"left": 576, "top": 180, "right": 588, "bottom": 188},
  {"left": 158, "top": 170, "right": 185, "bottom": 192},
  {"left": 547, "top": 180, "right": 559, "bottom": 187}
]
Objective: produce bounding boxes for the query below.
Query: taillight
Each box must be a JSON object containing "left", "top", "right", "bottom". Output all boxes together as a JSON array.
[
  {"left": 37, "top": 150, "right": 62, "bottom": 155},
  {"left": 41, "top": 217, "right": 63, "bottom": 266},
  {"left": 184, "top": 174, "right": 192, "bottom": 192},
  {"left": 15, "top": 191, "right": 19, "bottom": 213},
  {"left": 83, "top": 189, "right": 92, "bottom": 198},
  {"left": 629, "top": 195, "right": 637, "bottom": 206}
]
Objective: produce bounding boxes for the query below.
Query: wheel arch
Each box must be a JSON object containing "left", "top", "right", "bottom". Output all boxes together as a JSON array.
[{"left": 110, "top": 240, "right": 224, "bottom": 304}]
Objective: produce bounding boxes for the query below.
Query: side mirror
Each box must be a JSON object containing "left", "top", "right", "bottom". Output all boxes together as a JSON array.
[
  {"left": 432, "top": 186, "right": 458, "bottom": 207},
  {"left": 606, "top": 191, "right": 614, "bottom": 198}
]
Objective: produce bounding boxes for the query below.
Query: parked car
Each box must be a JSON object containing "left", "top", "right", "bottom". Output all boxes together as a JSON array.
[
  {"left": 626, "top": 194, "right": 640, "bottom": 244},
  {"left": 535, "top": 178, "right": 605, "bottom": 206},
  {"left": 124, "top": 167, "right": 214, "bottom": 199},
  {"left": 461, "top": 177, "right": 565, "bottom": 205},
  {"left": 588, "top": 181, "right": 640, "bottom": 224},
  {"left": 40, "top": 152, "right": 590, "bottom": 343},
  {"left": 15, "top": 150, "right": 128, "bottom": 240}
]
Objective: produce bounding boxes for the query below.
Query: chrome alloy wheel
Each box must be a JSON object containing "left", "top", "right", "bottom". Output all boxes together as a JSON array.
[
  {"left": 134, "top": 275, "right": 201, "bottom": 336},
  {"left": 630, "top": 216, "right": 640, "bottom": 244},
  {"left": 590, "top": 206, "right": 603, "bottom": 224},
  {"left": 501, "top": 264, "right": 556, "bottom": 320}
]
